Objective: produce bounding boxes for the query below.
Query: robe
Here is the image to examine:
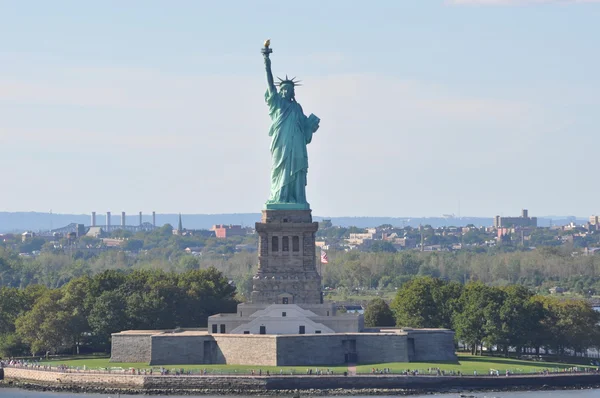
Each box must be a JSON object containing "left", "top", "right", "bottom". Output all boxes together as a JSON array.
[{"left": 265, "top": 89, "right": 317, "bottom": 204}]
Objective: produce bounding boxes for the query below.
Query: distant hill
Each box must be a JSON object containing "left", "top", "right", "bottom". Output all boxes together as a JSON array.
[{"left": 0, "top": 212, "right": 585, "bottom": 233}]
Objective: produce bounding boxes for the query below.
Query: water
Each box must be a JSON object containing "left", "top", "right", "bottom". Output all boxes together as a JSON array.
[{"left": 1, "top": 390, "right": 599, "bottom": 398}]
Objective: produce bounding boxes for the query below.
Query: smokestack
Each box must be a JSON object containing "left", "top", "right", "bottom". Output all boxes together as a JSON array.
[
  {"left": 139, "top": 211, "right": 143, "bottom": 226},
  {"left": 106, "top": 212, "right": 111, "bottom": 232},
  {"left": 121, "top": 211, "right": 126, "bottom": 227},
  {"left": 152, "top": 211, "right": 156, "bottom": 227},
  {"left": 91, "top": 212, "right": 96, "bottom": 227}
]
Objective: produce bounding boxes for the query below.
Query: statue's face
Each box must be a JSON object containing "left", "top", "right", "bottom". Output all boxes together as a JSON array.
[{"left": 279, "top": 84, "right": 295, "bottom": 101}]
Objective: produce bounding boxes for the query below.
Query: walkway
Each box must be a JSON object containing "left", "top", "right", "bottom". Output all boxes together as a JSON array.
[{"left": 347, "top": 363, "right": 357, "bottom": 376}]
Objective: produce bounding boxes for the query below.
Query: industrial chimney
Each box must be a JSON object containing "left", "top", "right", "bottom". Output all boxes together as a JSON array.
[
  {"left": 106, "top": 212, "right": 111, "bottom": 232},
  {"left": 139, "top": 211, "right": 143, "bottom": 226},
  {"left": 152, "top": 211, "right": 156, "bottom": 227},
  {"left": 91, "top": 211, "right": 96, "bottom": 227},
  {"left": 121, "top": 211, "right": 126, "bottom": 227}
]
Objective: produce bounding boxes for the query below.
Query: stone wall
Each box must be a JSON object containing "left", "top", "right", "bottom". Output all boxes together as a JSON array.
[
  {"left": 265, "top": 373, "right": 600, "bottom": 391},
  {"left": 3, "top": 367, "right": 144, "bottom": 388},
  {"left": 261, "top": 209, "right": 312, "bottom": 223},
  {"left": 110, "top": 333, "right": 153, "bottom": 363},
  {"left": 112, "top": 328, "right": 455, "bottom": 366},
  {"left": 406, "top": 329, "right": 457, "bottom": 362},
  {"left": 150, "top": 335, "right": 208, "bottom": 365},
  {"left": 276, "top": 335, "right": 347, "bottom": 366},
  {"left": 276, "top": 333, "right": 410, "bottom": 366},
  {"left": 319, "top": 315, "right": 362, "bottom": 333},
  {"left": 355, "top": 334, "right": 409, "bottom": 364},
  {"left": 143, "top": 375, "right": 266, "bottom": 390},
  {"left": 212, "top": 335, "right": 278, "bottom": 366},
  {"left": 7, "top": 367, "right": 600, "bottom": 393}
]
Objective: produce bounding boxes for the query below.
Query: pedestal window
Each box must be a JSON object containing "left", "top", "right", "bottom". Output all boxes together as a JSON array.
[
  {"left": 292, "top": 236, "right": 300, "bottom": 252},
  {"left": 272, "top": 236, "right": 279, "bottom": 252},
  {"left": 282, "top": 236, "right": 289, "bottom": 251}
]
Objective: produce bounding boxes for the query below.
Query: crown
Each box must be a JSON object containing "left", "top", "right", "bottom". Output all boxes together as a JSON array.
[{"left": 276, "top": 75, "right": 302, "bottom": 87}]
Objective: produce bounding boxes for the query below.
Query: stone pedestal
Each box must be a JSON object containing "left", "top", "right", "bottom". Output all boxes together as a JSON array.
[{"left": 251, "top": 209, "right": 322, "bottom": 305}]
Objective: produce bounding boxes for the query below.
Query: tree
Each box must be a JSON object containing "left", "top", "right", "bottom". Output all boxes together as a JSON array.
[
  {"left": 369, "top": 241, "right": 397, "bottom": 253},
  {"left": 364, "top": 298, "right": 395, "bottom": 327},
  {"left": 0, "top": 332, "right": 28, "bottom": 357},
  {"left": 87, "top": 290, "right": 128, "bottom": 350},
  {"left": 390, "top": 276, "right": 461, "bottom": 329},
  {"left": 121, "top": 239, "right": 144, "bottom": 252},
  {"left": 556, "top": 299, "right": 600, "bottom": 355},
  {"left": 494, "top": 285, "right": 543, "bottom": 356},
  {"left": 0, "top": 287, "right": 29, "bottom": 334},
  {"left": 452, "top": 282, "right": 505, "bottom": 355},
  {"left": 19, "top": 237, "right": 46, "bottom": 254},
  {"left": 178, "top": 255, "right": 200, "bottom": 270},
  {"left": 60, "top": 277, "right": 93, "bottom": 354},
  {"left": 15, "top": 290, "right": 73, "bottom": 356}
]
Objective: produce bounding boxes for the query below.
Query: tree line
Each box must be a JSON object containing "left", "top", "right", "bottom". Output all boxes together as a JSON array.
[
  {"left": 364, "top": 277, "right": 600, "bottom": 357},
  {"left": 321, "top": 248, "right": 600, "bottom": 296},
  {"left": 0, "top": 267, "right": 237, "bottom": 357}
]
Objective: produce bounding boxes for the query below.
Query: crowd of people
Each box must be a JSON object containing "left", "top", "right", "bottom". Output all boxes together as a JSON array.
[{"left": 1, "top": 357, "right": 598, "bottom": 377}]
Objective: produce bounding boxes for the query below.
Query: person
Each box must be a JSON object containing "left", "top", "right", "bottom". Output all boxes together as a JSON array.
[{"left": 262, "top": 46, "right": 320, "bottom": 207}]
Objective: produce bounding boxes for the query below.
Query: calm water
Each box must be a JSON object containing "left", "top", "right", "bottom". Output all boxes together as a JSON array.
[{"left": 1, "top": 390, "right": 600, "bottom": 398}]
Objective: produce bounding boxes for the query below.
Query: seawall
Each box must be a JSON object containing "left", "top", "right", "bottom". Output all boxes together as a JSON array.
[{"left": 3, "top": 367, "right": 600, "bottom": 395}]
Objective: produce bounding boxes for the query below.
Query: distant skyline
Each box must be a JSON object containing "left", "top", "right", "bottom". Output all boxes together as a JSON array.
[{"left": 1, "top": 1, "right": 599, "bottom": 217}]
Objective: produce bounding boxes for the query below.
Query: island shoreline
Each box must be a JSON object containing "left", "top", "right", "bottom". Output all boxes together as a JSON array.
[{"left": 3, "top": 367, "right": 600, "bottom": 396}]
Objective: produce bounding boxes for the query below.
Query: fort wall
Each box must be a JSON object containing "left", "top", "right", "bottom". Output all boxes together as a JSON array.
[
  {"left": 111, "top": 329, "right": 454, "bottom": 366},
  {"left": 4, "top": 367, "right": 600, "bottom": 394},
  {"left": 110, "top": 333, "right": 153, "bottom": 363}
]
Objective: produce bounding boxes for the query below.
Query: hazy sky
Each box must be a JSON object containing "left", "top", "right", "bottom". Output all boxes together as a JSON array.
[{"left": 1, "top": 0, "right": 599, "bottom": 218}]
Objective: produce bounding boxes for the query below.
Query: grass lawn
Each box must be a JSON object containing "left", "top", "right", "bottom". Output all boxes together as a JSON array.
[
  {"left": 355, "top": 354, "right": 594, "bottom": 375},
  {"left": 39, "top": 356, "right": 347, "bottom": 375},
  {"left": 38, "top": 353, "right": 594, "bottom": 376}
]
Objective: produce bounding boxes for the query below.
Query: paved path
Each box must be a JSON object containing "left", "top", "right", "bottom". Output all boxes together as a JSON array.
[{"left": 348, "top": 363, "right": 357, "bottom": 376}]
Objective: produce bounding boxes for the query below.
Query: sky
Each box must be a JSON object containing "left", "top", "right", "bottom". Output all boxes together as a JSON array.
[{"left": 0, "top": 0, "right": 599, "bottom": 218}]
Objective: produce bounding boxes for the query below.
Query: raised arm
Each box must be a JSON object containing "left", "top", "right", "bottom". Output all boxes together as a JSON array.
[{"left": 264, "top": 54, "right": 276, "bottom": 95}]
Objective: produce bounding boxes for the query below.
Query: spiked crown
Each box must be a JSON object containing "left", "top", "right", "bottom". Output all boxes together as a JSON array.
[{"left": 276, "top": 75, "right": 302, "bottom": 87}]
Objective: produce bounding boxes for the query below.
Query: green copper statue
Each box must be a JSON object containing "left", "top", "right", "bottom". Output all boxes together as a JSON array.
[{"left": 262, "top": 40, "right": 320, "bottom": 210}]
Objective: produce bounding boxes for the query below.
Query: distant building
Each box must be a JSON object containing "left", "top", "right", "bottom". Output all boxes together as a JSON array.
[
  {"left": 173, "top": 214, "right": 184, "bottom": 235},
  {"left": 382, "top": 233, "right": 416, "bottom": 249},
  {"left": 211, "top": 224, "right": 247, "bottom": 239},
  {"left": 346, "top": 228, "right": 378, "bottom": 245},
  {"left": 86, "top": 227, "right": 105, "bottom": 238},
  {"left": 184, "top": 246, "right": 203, "bottom": 254},
  {"left": 493, "top": 209, "right": 537, "bottom": 228},
  {"left": 590, "top": 215, "right": 600, "bottom": 225}
]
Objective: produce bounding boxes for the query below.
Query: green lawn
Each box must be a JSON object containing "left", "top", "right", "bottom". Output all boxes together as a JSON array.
[
  {"left": 356, "top": 354, "right": 594, "bottom": 375},
  {"left": 38, "top": 354, "right": 594, "bottom": 376},
  {"left": 39, "top": 356, "right": 347, "bottom": 375}
]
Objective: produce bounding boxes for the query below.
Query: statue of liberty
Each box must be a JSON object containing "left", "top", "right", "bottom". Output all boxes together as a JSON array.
[{"left": 262, "top": 40, "right": 320, "bottom": 210}]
